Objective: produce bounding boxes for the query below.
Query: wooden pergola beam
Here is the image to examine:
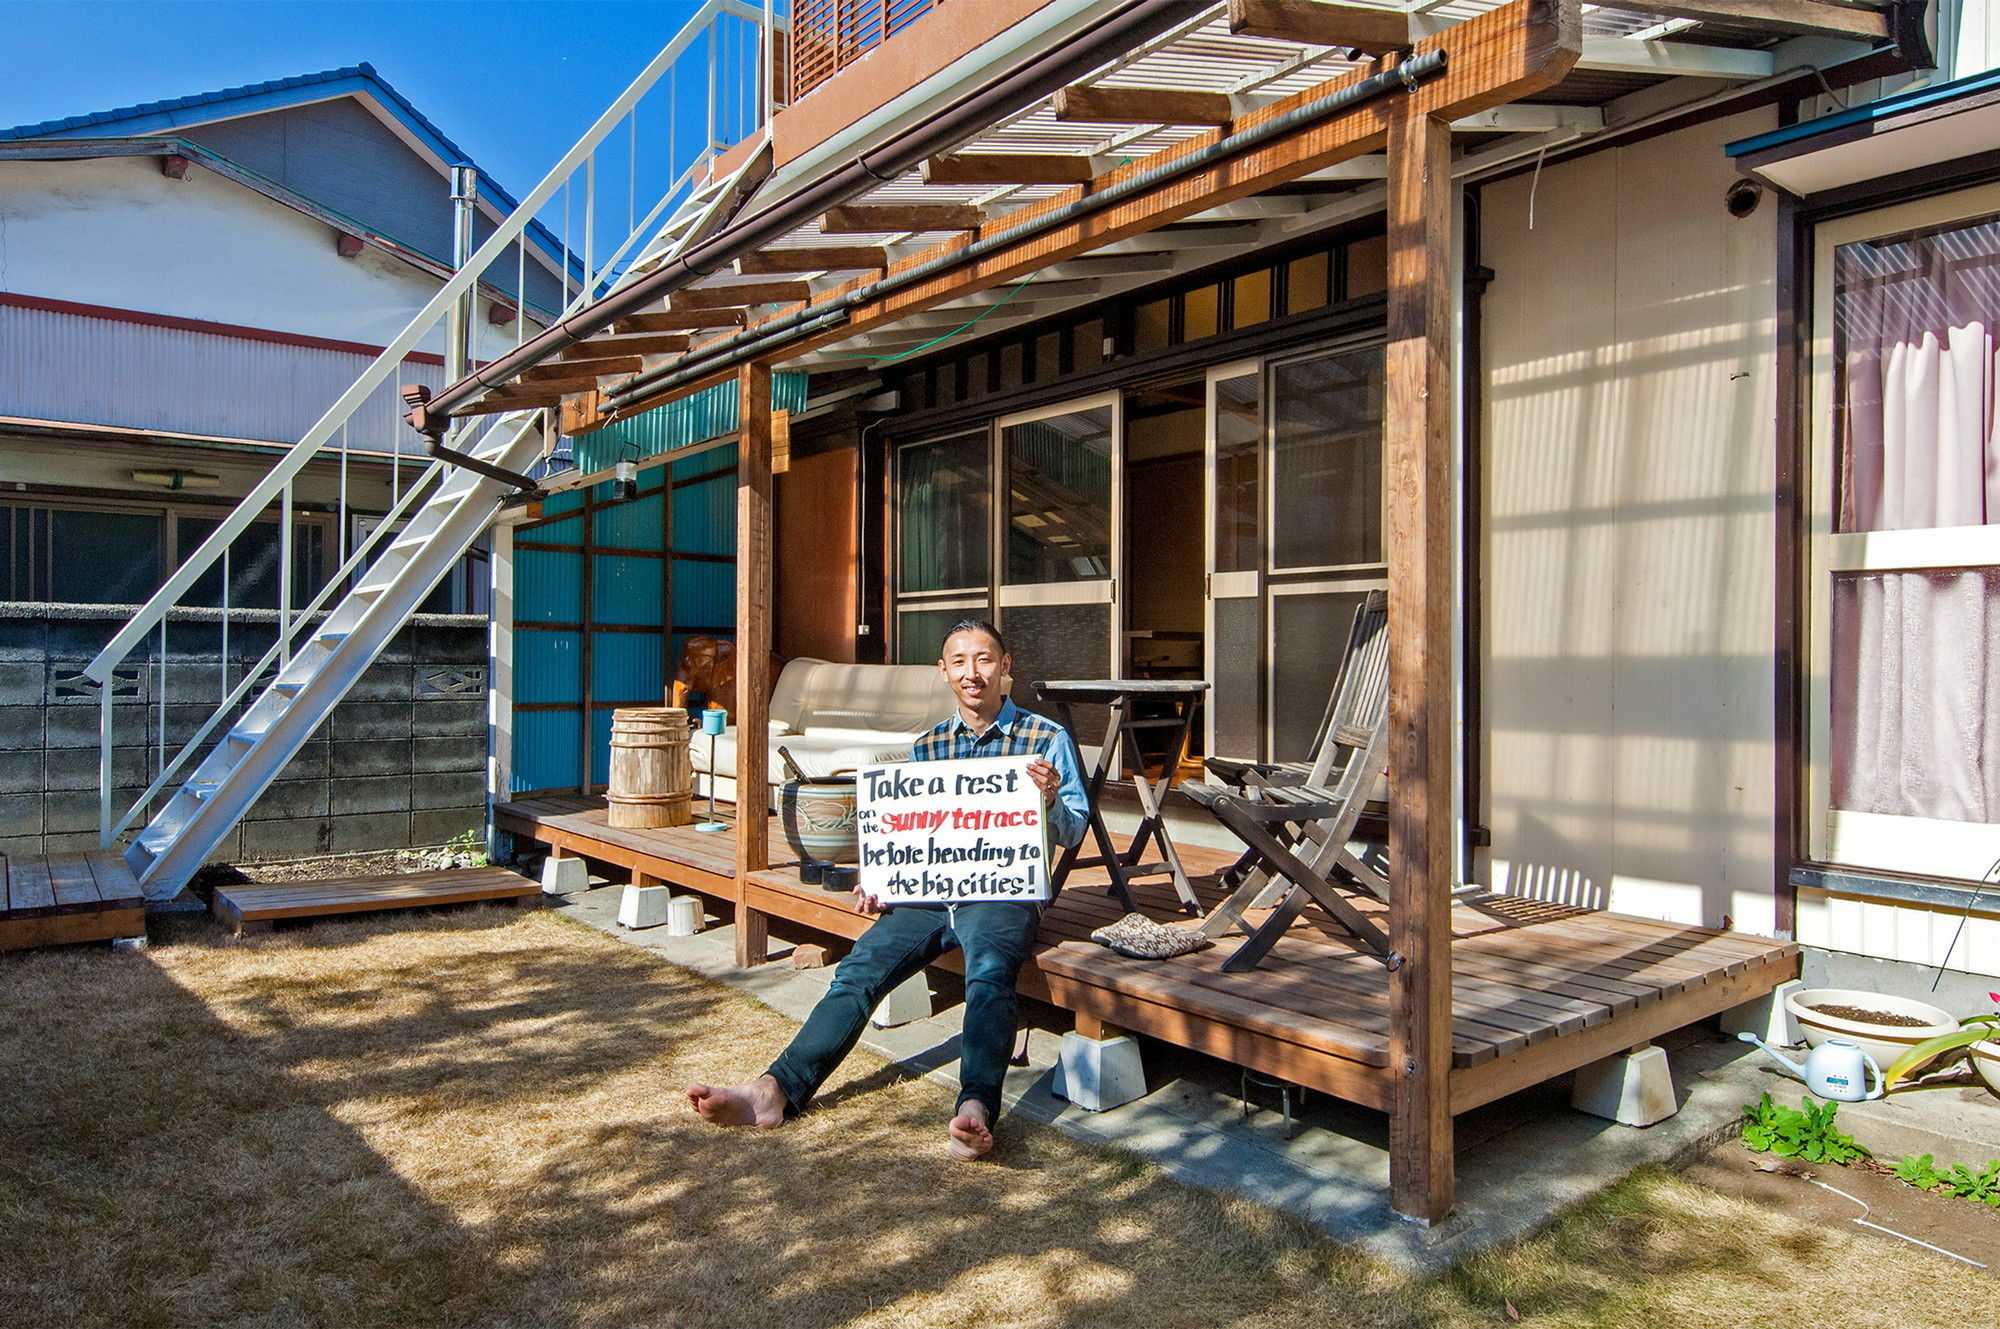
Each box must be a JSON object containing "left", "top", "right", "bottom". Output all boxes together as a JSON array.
[
  {"left": 733, "top": 362, "right": 774, "bottom": 968},
  {"left": 1383, "top": 107, "right": 1458, "bottom": 1228},
  {"left": 922, "top": 153, "right": 1107, "bottom": 185},
  {"left": 615, "top": 309, "right": 745, "bottom": 334},
  {"left": 670, "top": 281, "right": 813, "bottom": 310},
  {"left": 1586, "top": 0, "right": 1888, "bottom": 40},
  {"left": 461, "top": 390, "right": 565, "bottom": 415},
  {"left": 1229, "top": 0, "right": 1413, "bottom": 55},
  {"left": 1053, "top": 83, "right": 1235, "bottom": 126},
  {"left": 821, "top": 203, "right": 986, "bottom": 234},
  {"left": 738, "top": 246, "right": 891, "bottom": 274},
  {"left": 523, "top": 356, "right": 641, "bottom": 383},
  {"left": 588, "top": 0, "right": 1579, "bottom": 430},
  {"left": 563, "top": 332, "right": 691, "bottom": 358}
]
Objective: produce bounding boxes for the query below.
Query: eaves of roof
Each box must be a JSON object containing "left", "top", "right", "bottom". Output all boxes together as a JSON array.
[
  {"left": 1725, "top": 66, "right": 2000, "bottom": 158},
  {"left": 0, "top": 62, "right": 572, "bottom": 276}
]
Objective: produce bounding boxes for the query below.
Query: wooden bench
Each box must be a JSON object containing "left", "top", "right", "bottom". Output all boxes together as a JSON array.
[
  {"left": 0, "top": 851, "right": 147, "bottom": 951},
  {"left": 212, "top": 867, "right": 542, "bottom": 935}
]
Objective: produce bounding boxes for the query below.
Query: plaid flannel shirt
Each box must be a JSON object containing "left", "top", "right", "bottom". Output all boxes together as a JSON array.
[{"left": 911, "top": 698, "right": 1089, "bottom": 850}]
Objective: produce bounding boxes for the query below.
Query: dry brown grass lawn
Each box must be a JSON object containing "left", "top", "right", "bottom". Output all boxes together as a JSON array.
[{"left": 0, "top": 908, "right": 1984, "bottom": 1328}]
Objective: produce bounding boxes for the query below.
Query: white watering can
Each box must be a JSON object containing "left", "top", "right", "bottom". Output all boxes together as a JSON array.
[{"left": 1737, "top": 1032, "right": 1885, "bottom": 1102}]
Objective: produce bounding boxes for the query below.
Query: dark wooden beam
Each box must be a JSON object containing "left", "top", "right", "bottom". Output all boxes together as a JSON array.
[
  {"left": 670, "top": 281, "right": 812, "bottom": 310},
  {"left": 460, "top": 390, "right": 565, "bottom": 415},
  {"left": 922, "top": 153, "right": 1104, "bottom": 185},
  {"left": 524, "top": 356, "right": 641, "bottom": 384},
  {"left": 734, "top": 361, "right": 774, "bottom": 968},
  {"left": 562, "top": 333, "right": 691, "bottom": 358},
  {"left": 738, "top": 246, "right": 891, "bottom": 274},
  {"left": 1053, "top": 84, "right": 1235, "bottom": 126},
  {"left": 821, "top": 203, "right": 986, "bottom": 234},
  {"left": 1229, "top": 0, "right": 1413, "bottom": 55},
  {"left": 505, "top": 369, "right": 624, "bottom": 395},
  {"left": 615, "top": 309, "right": 745, "bottom": 334},
  {"left": 1587, "top": 0, "right": 1888, "bottom": 40},
  {"left": 1383, "top": 108, "right": 1456, "bottom": 1227}
]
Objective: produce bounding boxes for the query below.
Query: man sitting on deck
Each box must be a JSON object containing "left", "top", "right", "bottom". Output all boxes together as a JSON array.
[{"left": 688, "top": 619, "right": 1089, "bottom": 1160}]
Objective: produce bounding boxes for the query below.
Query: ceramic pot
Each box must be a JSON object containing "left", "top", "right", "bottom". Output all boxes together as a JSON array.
[
  {"left": 780, "top": 776, "right": 859, "bottom": 865},
  {"left": 1970, "top": 1040, "right": 2000, "bottom": 1098},
  {"left": 1785, "top": 987, "right": 1958, "bottom": 1076}
]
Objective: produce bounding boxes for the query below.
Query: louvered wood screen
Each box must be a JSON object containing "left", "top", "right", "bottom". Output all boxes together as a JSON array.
[{"left": 789, "top": 0, "right": 939, "bottom": 101}]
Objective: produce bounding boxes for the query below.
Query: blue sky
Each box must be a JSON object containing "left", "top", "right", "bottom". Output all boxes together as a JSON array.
[{"left": 0, "top": 1, "right": 714, "bottom": 203}]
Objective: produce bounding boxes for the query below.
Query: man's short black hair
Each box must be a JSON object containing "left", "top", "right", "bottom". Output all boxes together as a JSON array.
[{"left": 941, "top": 618, "right": 1007, "bottom": 656}]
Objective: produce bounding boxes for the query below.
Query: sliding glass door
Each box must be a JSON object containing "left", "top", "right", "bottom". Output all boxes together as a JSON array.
[
  {"left": 1205, "top": 361, "right": 1263, "bottom": 758},
  {"left": 892, "top": 430, "right": 991, "bottom": 663},
  {"left": 996, "top": 396, "right": 1121, "bottom": 719}
]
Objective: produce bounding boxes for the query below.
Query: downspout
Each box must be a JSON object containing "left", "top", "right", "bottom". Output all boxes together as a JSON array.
[
  {"left": 599, "top": 50, "right": 1450, "bottom": 413},
  {"left": 415, "top": 162, "right": 546, "bottom": 494},
  {"left": 406, "top": 0, "right": 1207, "bottom": 437}
]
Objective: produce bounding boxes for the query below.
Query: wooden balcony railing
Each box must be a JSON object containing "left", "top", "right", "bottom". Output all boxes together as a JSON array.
[{"left": 788, "top": 0, "right": 940, "bottom": 102}]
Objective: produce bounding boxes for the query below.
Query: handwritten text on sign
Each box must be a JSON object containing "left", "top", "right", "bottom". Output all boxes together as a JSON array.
[{"left": 857, "top": 755, "right": 1049, "bottom": 904}]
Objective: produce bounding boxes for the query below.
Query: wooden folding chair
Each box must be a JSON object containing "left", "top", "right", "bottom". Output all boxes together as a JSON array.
[{"left": 1182, "top": 592, "right": 1392, "bottom": 972}]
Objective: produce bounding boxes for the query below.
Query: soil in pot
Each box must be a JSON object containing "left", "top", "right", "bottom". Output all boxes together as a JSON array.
[{"left": 1804, "top": 1003, "right": 1936, "bottom": 1028}]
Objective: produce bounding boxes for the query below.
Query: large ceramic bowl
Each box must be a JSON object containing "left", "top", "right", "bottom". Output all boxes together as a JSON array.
[
  {"left": 1785, "top": 987, "right": 1958, "bottom": 1075},
  {"left": 780, "top": 776, "right": 859, "bottom": 865}
]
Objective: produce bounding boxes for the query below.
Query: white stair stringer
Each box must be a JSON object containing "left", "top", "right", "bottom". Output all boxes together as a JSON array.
[{"left": 125, "top": 411, "right": 547, "bottom": 898}]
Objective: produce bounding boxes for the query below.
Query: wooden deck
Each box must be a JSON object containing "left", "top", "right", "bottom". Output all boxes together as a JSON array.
[
  {"left": 0, "top": 851, "right": 146, "bottom": 951},
  {"left": 212, "top": 867, "right": 543, "bottom": 935},
  {"left": 497, "top": 794, "right": 1799, "bottom": 1116}
]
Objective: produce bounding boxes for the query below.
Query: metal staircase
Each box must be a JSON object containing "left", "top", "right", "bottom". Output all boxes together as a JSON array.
[{"left": 87, "top": 0, "right": 783, "bottom": 898}]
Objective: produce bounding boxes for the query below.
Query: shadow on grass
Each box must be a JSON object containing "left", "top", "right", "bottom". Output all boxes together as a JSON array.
[{"left": 1, "top": 907, "right": 1979, "bottom": 1329}]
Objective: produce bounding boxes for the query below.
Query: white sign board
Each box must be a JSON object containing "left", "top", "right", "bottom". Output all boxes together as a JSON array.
[{"left": 857, "top": 755, "right": 1051, "bottom": 905}]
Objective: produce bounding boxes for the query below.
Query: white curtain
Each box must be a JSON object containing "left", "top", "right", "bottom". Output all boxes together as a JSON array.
[{"left": 1831, "top": 221, "right": 2000, "bottom": 822}]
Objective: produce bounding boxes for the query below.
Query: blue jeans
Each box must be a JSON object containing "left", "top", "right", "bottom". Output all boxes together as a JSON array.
[{"left": 765, "top": 901, "right": 1041, "bottom": 1121}]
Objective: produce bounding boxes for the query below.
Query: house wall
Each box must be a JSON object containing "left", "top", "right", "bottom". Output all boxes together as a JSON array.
[
  {"left": 1477, "top": 109, "right": 1784, "bottom": 937},
  {"left": 0, "top": 155, "right": 520, "bottom": 359}
]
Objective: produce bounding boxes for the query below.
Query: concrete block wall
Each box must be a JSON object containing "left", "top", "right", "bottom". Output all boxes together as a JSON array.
[{"left": 0, "top": 605, "right": 488, "bottom": 861}]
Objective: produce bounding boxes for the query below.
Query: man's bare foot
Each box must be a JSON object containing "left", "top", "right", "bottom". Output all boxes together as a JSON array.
[
  {"left": 686, "top": 1074, "right": 788, "bottom": 1128},
  {"left": 947, "top": 1098, "right": 994, "bottom": 1161}
]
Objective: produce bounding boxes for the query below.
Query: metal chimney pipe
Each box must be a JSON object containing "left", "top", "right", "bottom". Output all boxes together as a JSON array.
[{"left": 446, "top": 164, "right": 480, "bottom": 384}]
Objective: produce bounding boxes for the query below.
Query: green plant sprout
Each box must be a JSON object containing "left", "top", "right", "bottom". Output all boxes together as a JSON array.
[
  {"left": 1891, "top": 1153, "right": 2000, "bottom": 1208},
  {"left": 1739, "top": 1093, "right": 1870, "bottom": 1165}
]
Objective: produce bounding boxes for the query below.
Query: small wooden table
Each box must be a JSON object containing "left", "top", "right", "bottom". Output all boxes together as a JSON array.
[{"left": 1033, "top": 679, "right": 1208, "bottom": 916}]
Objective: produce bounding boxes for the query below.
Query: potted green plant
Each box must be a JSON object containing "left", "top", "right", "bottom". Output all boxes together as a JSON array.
[{"left": 1882, "top": 992, "right": 2000, "bottom": 1095}]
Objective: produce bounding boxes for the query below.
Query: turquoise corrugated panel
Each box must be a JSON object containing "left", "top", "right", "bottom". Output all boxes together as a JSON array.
[
  {"left": 594, "top": 490, "right": 663, "bottom": 548},
  {"left": 673, "top": 474, "right": 735, "bottom": 557},
  {"left": 673, "top": 441, "right": 735, "bottom": 480},
  {"left": 544, "top": 490, "right": 586, "bottom": 513},
  {"left": 591, "top": 632, "right": 666, "bottom": 704},
  {"left": 514, "top": 630, "right": 582, "bottom": 703},
  {"left": 672, "top": 558, "right": 734, "bottom": 628},
  {"left": 590, "top": 708, "right": 614, "bottom": 786},
  {"left": 592, "top": 554, "right": 664, "bottom": 625},
  {"left": 530, "top": 515, "right": 584, "bottom": 543},
  {"left": 572, "top": 373, "right": 807, "bottom": 472},
  {"left": 515, "top": 548, "right": 582, "bottom": 623},
  {"left": 513, "top": 710, "right": 582, "bottom": 792}
]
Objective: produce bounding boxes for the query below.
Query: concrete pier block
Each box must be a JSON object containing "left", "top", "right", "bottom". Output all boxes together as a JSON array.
[
  {"left": 665, "top": 896, "right": 704, "bottom": 935},
  {"left": 1053, "top": 1032, "right": 1147, "bottom": 1112},
  {"left": 870, "top": 971, "right": 933, "bottom": 1028},
  {"left": 540, "top": 856, "right": 590, "bottom": 895},
  {"left": 1571, "top": 1043, "right": 1678, "bottom": 1126},
  {"left": 617, "top": 884, "right": 669, "bottom": 929},
  {"left": 1719, "top": 978, "right": 1804, "bottom": 1047}
]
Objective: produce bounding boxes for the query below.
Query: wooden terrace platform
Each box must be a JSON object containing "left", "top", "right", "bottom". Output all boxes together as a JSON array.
[
  {"left": 497, "top": 795, "right": 1799, "bottom": 1116},
  {"left": 0, "top": 851, "right": 146, "bottom": 951},
  {"left": 212, "top": 867, "right": 543, "bottom": 935}
]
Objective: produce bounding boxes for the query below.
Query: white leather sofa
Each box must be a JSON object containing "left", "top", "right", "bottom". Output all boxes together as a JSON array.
[{"left": 690, "top": 657, "right": 958, "bottom": 805}]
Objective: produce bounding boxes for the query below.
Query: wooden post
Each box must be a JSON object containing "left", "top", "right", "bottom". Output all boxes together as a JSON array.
[
  {"left": 1383, "top": 107, "right": 1457, "bottom": 1225},
  {"left": 734, "top": 361, "right": 774, "bottom": 967}
]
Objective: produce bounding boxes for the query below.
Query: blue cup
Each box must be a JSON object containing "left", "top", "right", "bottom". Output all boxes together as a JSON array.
[{"left": 700, "top": 708, "right": 727, "bottom": 737}]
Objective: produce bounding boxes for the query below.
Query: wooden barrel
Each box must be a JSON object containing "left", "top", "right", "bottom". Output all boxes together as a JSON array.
[{"left": 607, "top": 707, "right": 693, "bottom": 828}]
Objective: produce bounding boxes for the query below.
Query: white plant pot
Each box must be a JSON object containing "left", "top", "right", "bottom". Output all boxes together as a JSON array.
[
  {"left": 1785, "top": 987, "right": 1957, "bottom": 1076},
  {"left": 1970, "top": 1040, "right": 2000, "bottom": 1098}
]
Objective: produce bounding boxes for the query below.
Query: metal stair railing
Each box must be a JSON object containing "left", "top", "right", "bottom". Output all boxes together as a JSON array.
[{"left": 86, "top": 0, "right": 786, "bottom": 894}]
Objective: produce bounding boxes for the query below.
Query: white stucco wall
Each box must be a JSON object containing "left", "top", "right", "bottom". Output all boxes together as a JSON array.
[
  {"left": 0, "top": 154, "right": 522, "bottom": 359},
  {"left": 1477, "top": 110, "right": 1783, "bottom": 937}
]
